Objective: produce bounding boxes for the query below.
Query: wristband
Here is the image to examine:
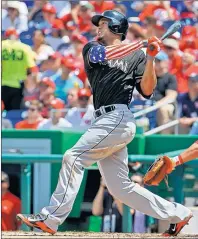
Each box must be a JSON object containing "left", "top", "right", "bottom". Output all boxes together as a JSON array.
[
  {"left": 176, "top": 155, "right": 184, "bottom": 166},
  {"left": 146, "top": 55, "right": 155, "bottom": 61}
]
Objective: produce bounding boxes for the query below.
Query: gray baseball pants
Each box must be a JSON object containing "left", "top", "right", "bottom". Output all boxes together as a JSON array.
[{"left": 41, "top": 104, "right": 191, "bottom": 231}]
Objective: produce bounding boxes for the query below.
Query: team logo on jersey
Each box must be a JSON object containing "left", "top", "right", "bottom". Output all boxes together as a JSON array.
[{"left": 99, "top": 59, "right": 128, "bottom": 73}]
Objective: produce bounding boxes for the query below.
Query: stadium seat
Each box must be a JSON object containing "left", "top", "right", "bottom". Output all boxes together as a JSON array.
[{"left": 4, "top": 110, "right": 26, "bottom": 127}]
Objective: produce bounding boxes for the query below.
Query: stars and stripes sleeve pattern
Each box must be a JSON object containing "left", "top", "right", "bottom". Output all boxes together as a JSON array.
[{"left": 89, "top": 40, "right": 144, "bottom": 63}]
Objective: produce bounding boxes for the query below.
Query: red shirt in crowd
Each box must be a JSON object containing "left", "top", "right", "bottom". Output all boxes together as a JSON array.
[
  {"left": 168, "top": 53, "right": 189, "bottom": 93},
  {"left": 2, "top": 191, "right": 21, "bottom": 231},
  {"left": 15, "top": 120, "right": 42, "bottom": 129}
]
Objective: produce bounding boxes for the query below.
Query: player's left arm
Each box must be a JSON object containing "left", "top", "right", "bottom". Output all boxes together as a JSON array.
[
  {"left": 134, "top": 50, "right": 153, "bottom": 99},
  {"left": 82, "top": 40, "right": 145, "bottom": 69},
  {"left": 138, "top": 37, "right": 162, "bottom": 97},
  {"left": 89, "top": 40, "right": 145, "bottom": 63}
]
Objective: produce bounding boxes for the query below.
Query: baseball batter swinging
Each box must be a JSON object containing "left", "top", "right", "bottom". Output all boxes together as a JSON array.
[{"left": 17, "top": 11, "right": 192, "bottom": 236}]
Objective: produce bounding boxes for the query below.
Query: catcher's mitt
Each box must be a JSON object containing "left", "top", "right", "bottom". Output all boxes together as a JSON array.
[{"left": 143, "top": 156, "right": 175, "bottom": 186}]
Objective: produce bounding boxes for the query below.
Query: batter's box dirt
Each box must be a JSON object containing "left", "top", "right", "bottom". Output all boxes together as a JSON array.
[{"left": 2, "top": 232, "right": 198, "bottom": 239}]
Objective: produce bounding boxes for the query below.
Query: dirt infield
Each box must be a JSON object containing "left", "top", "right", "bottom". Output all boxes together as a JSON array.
[{"left": 2, "top": 232, "right": 198, "bottom": 239}]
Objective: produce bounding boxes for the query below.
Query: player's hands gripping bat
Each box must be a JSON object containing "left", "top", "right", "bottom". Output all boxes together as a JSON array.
[
  {"left": 143, "top": 155, "right": 175, "bottom": 186},
  {"left": 145, "top": 21, "right": 182, "bottom": 56},
  {"left": 146, "top": 36, "right": 162, "bottom": 57}
]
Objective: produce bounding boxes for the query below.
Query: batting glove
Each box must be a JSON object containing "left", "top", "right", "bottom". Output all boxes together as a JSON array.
[{"left": 147, "top": 36, "right": 162, "bottom": 57}]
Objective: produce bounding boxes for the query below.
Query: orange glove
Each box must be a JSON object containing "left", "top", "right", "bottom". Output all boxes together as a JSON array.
[
  {"left": 147, "top": 36, "right": 162, "bottom": 57},
  {"left": 148, "top": 36, "right": 161, "bottom": 44}
]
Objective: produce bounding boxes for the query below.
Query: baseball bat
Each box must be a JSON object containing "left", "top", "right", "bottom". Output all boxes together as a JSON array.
[
  {"left": 161, "top": 21, "right": 181, "bottom": 41},
  {"left": 143, "top": 21, "right": 182, "bottom": 48}
]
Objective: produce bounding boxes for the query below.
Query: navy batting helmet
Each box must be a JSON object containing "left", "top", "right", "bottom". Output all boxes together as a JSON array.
[{"left": 91, "top": 10, "right": 129, "bottom": 41}]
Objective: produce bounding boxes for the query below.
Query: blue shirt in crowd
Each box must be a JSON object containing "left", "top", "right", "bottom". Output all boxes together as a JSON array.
[{"left": 51, "top": 73, "right": 83, "bottom": 103}]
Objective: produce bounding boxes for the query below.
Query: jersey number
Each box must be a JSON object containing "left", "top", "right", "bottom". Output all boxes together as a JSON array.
[{"left": 2, "top": 49, "right": 24, "bottom": 61}]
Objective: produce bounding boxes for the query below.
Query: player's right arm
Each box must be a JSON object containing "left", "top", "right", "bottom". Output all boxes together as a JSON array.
[{"left": 136, "top": 37, "right": 162, "bottom": 97}]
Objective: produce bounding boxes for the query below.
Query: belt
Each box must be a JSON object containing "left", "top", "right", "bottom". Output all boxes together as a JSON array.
[{"left": 94, "top": 105, "right": 116, "bottom": 118}]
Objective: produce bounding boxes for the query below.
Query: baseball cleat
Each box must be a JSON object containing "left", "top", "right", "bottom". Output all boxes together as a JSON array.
[
  {"left": 163, "top": 213, "right": 193, "bottom": 237},
  {"left": 16, "top": 213, "right": 55, "bottom": 235}
]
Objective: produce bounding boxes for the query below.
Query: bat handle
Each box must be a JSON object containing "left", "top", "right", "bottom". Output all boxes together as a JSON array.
[
  {"left": 149, "top": 45, "right": 155, "bottom": 51},
  {"left": 142, "top": 40, "right": 156, "bottom": 50}
]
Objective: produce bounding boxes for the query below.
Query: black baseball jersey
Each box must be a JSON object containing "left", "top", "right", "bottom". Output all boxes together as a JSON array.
[{"left": 82, "top": 41, "right": 150, "bottom": 110}]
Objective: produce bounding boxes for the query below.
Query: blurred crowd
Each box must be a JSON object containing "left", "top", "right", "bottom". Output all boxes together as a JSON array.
[{"left": 1, "top": 0, "right": 198, "bottom": 134}]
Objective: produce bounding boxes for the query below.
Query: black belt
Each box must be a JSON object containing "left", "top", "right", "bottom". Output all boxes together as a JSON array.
[{"left": 94, "top": 105, "right": 116, "bottom": 118}]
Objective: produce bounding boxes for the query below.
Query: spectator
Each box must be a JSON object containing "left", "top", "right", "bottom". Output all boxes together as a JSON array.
[
  {"left": 2, "top": 171, "right": 21, "bottom": 231},
  {"left": 163, "top": 38, "right": 186, "bottom": 93},
  {"left": 37, "top": 3, "right": 57, "bottom": 30},
  {"left": 2, "top": 1, "right": 28, "bottom": 34},
  {"left": 130, "top": 98, "right": 151, "bottom": 132},
  {"left": 92, "top": 177, "right": 123, "bottom": 232},
  {"left": 92, "top": 175, "right": 154, "bottom": 232},
  {"left": 28, "top": 0, "right": 47, "bottom": 24},
  {"left": 179, "top": 26, "right": 198, "bottom": 52},
  {"left": 45, "top": 19, "right": 70, "bottom": 51},
  {"left": 154, "top": 51, "right": 178, "bottom": 134},
  {"left": 22, "top": 73, "right": 40, "bottom": 108},
  {"left": 38, "top": 77, "right": 61, "bottom": 118},
  {"left": 141, "top": 16, "right": 166, "bottom": 39},
  {"left": 52, "top": 58, "right": 83, "bottom": 103},
  {"left": 130, "top": 175, "right": 155, "bottom": 233},
  {"left": 90, "top": 1, "right": 115, "bottom": 14},
  {"left": 50, "top": 1, "right": 71, "bottom": 18},
  {"left": 139, "top": 1, "right": 179, "bottom": 23},
  {"left": 113, "top": 4, "right": 127, "bottom": 16},
  {"left": 1, "top": 101, "right": 13, "bottom": 129},
  {"left": 38, "top": 98, "right": 72, "bottom": 130},
  {"left": 39, "top": 52, "right": 61, "bottom": 79},
  {"left": 2, "top": 28, "right": 38, "bottom": 110},
  {"left": 127, "top": 23, "right": 147, "bottom": 43},
  {"left": 182, "top": 49, "right": 197, "bottom": 78},
  {"left": 32, "top": 30, "right": 54, "bottom": 64},
  {"left": 65, "top": 34, "right": 88, "bottom": 84},
  {"left": 67, "top": 88, "right": 79, "bottom": 108},
  {"left": 142, "top": 16, "right": 158, "bottom": 38},
  {"left": 178, "top": 0, "right": 198, "bottom": 19},
  {"left": 15, "top": 100, "right": 44, "bottom": 129},
  {"left": 66, "top": 88, "right": 94, "bottom": 129},
  {"left": 70, "top": 34, "right": 88, "bottom": 62},
  {"left": 178, "top": 73, "right": 198, "bottom": 135},
  {"left": 61, "top": 1, "right": 94, "bottom": 34}
]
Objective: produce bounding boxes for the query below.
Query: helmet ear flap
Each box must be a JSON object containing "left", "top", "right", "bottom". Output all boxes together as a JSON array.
[{"left": 108, "top": 19, "right": 120, "bottom": 34}]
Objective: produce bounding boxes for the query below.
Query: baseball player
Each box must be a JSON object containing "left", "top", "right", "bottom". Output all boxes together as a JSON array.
[
  {"left": 17, "top": 11, "right": 192, "bottom": 236},
  {"left": 144, "top": 140, "right": 198, "bottom": 187}
]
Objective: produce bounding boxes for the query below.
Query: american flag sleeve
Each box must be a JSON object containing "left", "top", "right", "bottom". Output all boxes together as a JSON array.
[{"left": 89, "top": 40, "right": 144, "bottom": 63}]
